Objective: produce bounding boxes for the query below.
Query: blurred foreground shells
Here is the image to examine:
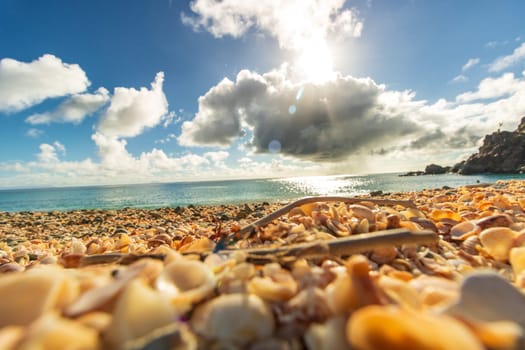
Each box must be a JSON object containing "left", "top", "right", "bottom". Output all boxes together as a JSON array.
[{"left": 2, "top": 180, "right": 525, "bottom": 349}]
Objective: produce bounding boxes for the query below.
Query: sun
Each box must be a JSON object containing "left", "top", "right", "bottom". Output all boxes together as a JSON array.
[{"left": 295, "top": 40, "right": 335, "bottom": 83}]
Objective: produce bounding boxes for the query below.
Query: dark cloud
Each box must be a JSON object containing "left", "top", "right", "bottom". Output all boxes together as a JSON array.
[{"left": 179, "top": 69, "right": 422, "bottom": 161}]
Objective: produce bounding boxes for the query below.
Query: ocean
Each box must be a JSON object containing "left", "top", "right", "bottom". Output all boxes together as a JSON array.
[{"left": 1, "top": 173, "right": 524, "bottom": 212}]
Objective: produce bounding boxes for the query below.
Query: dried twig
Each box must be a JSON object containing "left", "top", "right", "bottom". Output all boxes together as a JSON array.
[
  {"left": 220, "top": 228, "right": 437, "bottom": 262},
  {"left": 226, "top": 196, "right": 417, "bottom": 243},
  {"left": 79, "top": 253, "right": 165, "bottom": 267}
]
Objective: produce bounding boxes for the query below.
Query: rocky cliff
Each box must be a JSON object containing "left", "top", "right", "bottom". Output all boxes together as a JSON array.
[{"left": 452, "top": 116, "right": 525, "bottom": 174}]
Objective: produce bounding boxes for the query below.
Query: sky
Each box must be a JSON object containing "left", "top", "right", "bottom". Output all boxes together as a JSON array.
[{"left": 1, "top": 0, "right": 525, "bottom": 188}]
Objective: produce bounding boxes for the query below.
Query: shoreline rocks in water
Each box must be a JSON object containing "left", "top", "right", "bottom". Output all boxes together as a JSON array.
[
  {"left": 1, "top": 180, "right": 525, "bottom": 349},
  {"left": 401, "top": 116, "right": 525, "bottom": 176}
]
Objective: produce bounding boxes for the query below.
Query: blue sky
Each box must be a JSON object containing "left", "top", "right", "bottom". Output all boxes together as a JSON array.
[{"left": 1, "top": 0, "right": 525, "bottom": 188}]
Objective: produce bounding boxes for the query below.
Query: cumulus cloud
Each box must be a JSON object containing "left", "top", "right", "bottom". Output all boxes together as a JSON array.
[
  {"left": 456, "top": 72, "right": 523, "bottom": 102},
  {"left": 489, "top": 42, "right": 525, "bottom": 72},
  {"left": 462, "top": 58, "right": 480, "bottom": 71},
  {"left": 26, "top": 87, "right": 109, "bottom": 125},
  {"left": 37, "top": 141, "right": 65, "bottom": 163},
  {"left": 182, "top": 0, "right": 363, "bottom": 51},
  {"left": 0, "top": 54, "right": 89, "bottom": 112},
  {"left": 97, "top": 72, "right": 168, "bottom": 138},
  {"left": 179, "top": 68, "right": 422, "bottom": 161}
]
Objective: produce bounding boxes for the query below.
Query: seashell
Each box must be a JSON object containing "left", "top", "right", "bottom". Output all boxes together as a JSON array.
[
  {"left": 65, "top": 260, "right": 148, "bottom": 317},
  {"left": 349, "top": 204, "right": 375, "bottom": 223},
  {"left": 400, "top": 208, "right": 425, "bottom": 219},
  {"left": 409, "top": 217, "right": 438, "bottom": 233},
  {"left": 325, "top": 274, "right": 355, "bottom": 315},
  {"left": 369, "top": 246, "right": 397, "bottom": 265},
  {"left": 0, "top": 266, "right": 79, "bottom": 327},
  {"left": 479, "top": 227, "right": 518, "bottom": 261},
  {"left": 191, "top": 293, "right": 275, "bottom": 347},
  {"left": 17, "top": 312, "right": 100, "bottom": 350},
  {"left": 461, "top": 235, "right": 481, "bottom": 255},
  {"left": 148, "top": 233, "right": 173, "bottom": 248},
  {"left": 409, "top": 275, "right": 459, "bottom": 309},
  {"left": 325, "top": 219, "right": 350, "bottom": 236},
  {"left": 467, "top": 320, "right": 523, "bottom": 350},
  {"left": 355, "top": 218, "right": 369, "bottom": 233},
  {"left": 178, "top": 237, "right": 216, "bottom": 253},
  {"left": 450, "top": 221, "right": 481, "bottom": 240},
  {"left": 59, "top": 253, "right": 84, "bottom": 268},
  {"left": 120, "top": 323, "right": 197, "bottom": 350},
  {"left": 304, "top": 316, "right": 351, "bottom": 350},
  {"left": 475, "top": 214, "right": 513, "bottom": 230},
  {"left": 105, "top": 279, "right": 176, "bottom": 349},
  {"left": 0, "top": 326, "right": 24, "bottom": 350},
  {"left": 377, "top": 275, "right": 419, "bottom": 309},
  {"left": 399, "top": 220, "right": 424, "bottom": 232},
  {"left": 445, "top": 272, "right": 525, "bottom": 329},
  {"left": 115, "top": 233, "right": 132, "bottom": 252},
  {"left": 509, "top": 247, "right": 525, "bottom": 278},
  {"left": 347, "top": 305, "right": 483, "bottom": 350},
  {"left": 0, "top": 262, "right": 24, "bottom": 273},
  {"left": 286, "top": 287, "right": 333, "bottom": 323},
  {"left": 346, "top": 255, "right": 385, "bottom": 307},
  {"left": 429, "top": 209, "right": 462, "bottom": 222},
  {"left": 70, "top": 238, "right": 87, "bottom": 255},
  {"left": 247, "top": 263, "right": 297, "bottom": 302},
  {"left": 386, "top": 214, "right": 401, "bottom": 229},
  {"left": 76, "top": 311, "right": 112, "bottom": 333},
  {"left": 155, "top": 259, "right": 216, "bottom": 313}
]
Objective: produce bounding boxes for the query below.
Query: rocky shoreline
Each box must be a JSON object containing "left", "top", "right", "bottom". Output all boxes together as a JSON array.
[
  {"left": 1, "top": 181, "right": 525, "bottom": 349},
  {"left": 401, "top": 116, "right": 525, "bottom": 177}
]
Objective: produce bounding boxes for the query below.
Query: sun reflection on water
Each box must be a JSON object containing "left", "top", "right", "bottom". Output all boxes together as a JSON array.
[{"left": 275, "top": 175, "right": 370, "bottom": 197}]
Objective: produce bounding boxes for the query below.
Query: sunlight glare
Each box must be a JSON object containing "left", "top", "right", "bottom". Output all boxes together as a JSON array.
[{"left": 296, "top": 40, "right": 335, "bottom": 83}]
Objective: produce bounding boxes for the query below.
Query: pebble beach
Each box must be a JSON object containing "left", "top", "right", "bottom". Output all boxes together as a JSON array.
[{"left": 1, "top": 180, "right": 525, "bottom": 349}]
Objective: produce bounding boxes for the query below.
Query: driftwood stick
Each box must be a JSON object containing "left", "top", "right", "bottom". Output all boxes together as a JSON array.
[
  {"left": 79, "top": 253, "right": 166, "bottom": 266},
  {"left": 231, "top": 196, "right": 417, "bottom": 241},
  {"left": 220, "top": 228, "right": 437, "bottom": 260}
]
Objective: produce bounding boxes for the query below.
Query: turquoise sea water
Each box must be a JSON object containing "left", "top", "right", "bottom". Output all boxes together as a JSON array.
[{"left": 1, "top": 173, "right": 525, "bottom": 212}]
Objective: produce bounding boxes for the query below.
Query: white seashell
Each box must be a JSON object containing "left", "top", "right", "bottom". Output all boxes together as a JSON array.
[
  {"left": 0, "top": 266, "right": 79, "bottom": 327},
  {"left": 105, "top": 279, "right": 176, "bottom": 349},
  {"left": 191, "top": 293, "right": 275, "bottom": 346},
  {"left": 510, "top": 247, "right": 525, "bottom": 278},
  {"left": 155, "top": 259, "right": 216, "bottom": 313},
  {"left": 17, "top": 312, "right": 100, "bottom": 350},
  {"left": 65, "top": 261, "right": 149, "bottom": 317},
  {"left": 349, "top": 204, "right": 375, "bottom": 223},
  {"left": 479, "top": 227, "right": 518, "bottom": 261},
  {"left": 445, "top": 272, "right": 525, "bottom": 328},
  {"left": 247, "top": 263, "right": 297, "bottom": 302},
  {"left": 304, "top": 316, "right": 350, "bottom": 350},
  {"left": 461, "top": 235, "right": 481, "bottom": 255}
]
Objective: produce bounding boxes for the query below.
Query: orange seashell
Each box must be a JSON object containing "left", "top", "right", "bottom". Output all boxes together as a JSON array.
[{"left": 450, "top": 221, "right": 481, "bottom": 240}]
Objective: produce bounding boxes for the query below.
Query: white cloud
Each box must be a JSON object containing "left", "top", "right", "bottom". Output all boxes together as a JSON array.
[
  {"left": 204, "top": 150, "right": 229, "bottom": 164},
  {"left": 456, "top": 72, "right": 523, "bottom": 102},
  {"left": 26, "top": 87, "right": 109, "bottom": 125},
  {"left": 179, "top": 68, "right": 422, "bottom": 161},
  {"left": 97, "top": 72, "right": 168, "bottom": 138},
  {"left": 462, "top": 58, "right": 480, "bottom": 71},
  {"left": 182, "top": 0, "right": 363, "bottom": 52},
  {"left": 37, "top": 142, "right": 66, "bottom": 163},
  {"left": 489, "top": 42, "right": 525, "bottom": 72},
  {"left": 91, "top": 132, "right": 135, "bottom": 169},
  {"left": 451, "top": 74, "right": 468, "bottom": 83},
  {"left": 26, "top": 128, "right": 43, "bottom": 138},
  {"left": 0, "top": 54, "right": 89, "bottom": 112}
]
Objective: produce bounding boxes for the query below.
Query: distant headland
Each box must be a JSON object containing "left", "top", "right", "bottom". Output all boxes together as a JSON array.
[{"left": 401, "top": 116, "right": 525, "bottom": 176}]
